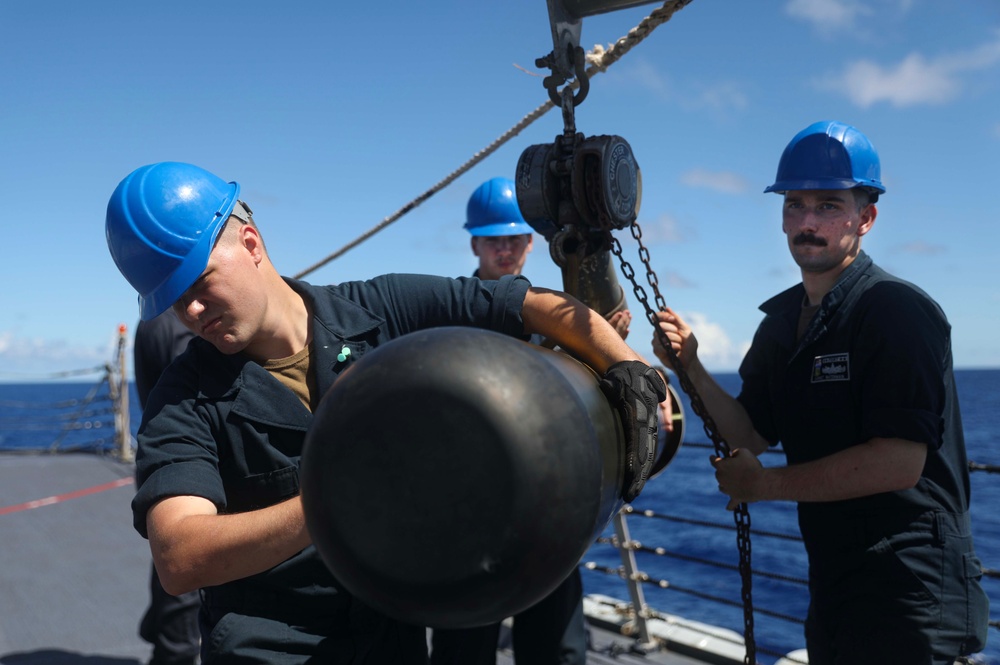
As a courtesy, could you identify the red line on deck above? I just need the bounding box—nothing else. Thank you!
[0,476,134,516]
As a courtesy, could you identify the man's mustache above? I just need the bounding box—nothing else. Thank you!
[793,233,827,247]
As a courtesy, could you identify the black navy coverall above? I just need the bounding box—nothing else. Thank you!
[736,251,989,664]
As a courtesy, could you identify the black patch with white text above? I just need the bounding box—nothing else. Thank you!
[811,353,850,383]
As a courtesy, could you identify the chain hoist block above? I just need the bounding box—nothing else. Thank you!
[516,134,641,239]
[514,142,565,240]
[575,134,641,231]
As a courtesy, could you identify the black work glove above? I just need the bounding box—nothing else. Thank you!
[599,360,667,503]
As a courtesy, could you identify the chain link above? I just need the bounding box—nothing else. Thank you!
[609,224,757,664]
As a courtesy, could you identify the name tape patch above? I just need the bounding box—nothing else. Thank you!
[811,353,850,383]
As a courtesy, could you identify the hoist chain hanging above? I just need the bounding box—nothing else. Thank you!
[560,87,578,145]
[608,225,758,665]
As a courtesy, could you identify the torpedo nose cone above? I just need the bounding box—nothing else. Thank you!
[300,326,624,628]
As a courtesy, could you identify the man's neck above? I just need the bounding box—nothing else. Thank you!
[800,255,861,306]
[246,277,312,362]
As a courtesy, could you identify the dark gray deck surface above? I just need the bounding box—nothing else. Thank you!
[0,454,728,665]
[0,453,150,664]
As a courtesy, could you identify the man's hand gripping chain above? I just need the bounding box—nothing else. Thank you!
[599,360,667,502]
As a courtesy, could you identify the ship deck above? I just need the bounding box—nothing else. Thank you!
[0,453,724,665]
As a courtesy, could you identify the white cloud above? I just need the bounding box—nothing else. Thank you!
[0,331,111,382]
[681,311,750,371]
[660,271,696,289]
[618,57,673,100]
[785,0,871,32]
[680,168,751,195]
[821,36,1000,108]
[637,213,693,244]
[834,54,958,107]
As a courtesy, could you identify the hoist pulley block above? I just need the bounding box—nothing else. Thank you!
[515,133,641,237]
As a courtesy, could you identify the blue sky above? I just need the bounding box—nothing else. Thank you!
[2,0,999,381]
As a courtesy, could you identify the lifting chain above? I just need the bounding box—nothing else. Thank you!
[608,224,758,665]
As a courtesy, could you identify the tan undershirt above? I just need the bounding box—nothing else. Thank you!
[797,301,821,342]
[261,344,317,412]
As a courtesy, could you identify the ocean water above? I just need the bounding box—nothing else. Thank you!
[0,377,119,453]
[1,369,997,663]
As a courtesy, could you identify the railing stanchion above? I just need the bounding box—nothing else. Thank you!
[613,509,655,649]
[112,324,132,462]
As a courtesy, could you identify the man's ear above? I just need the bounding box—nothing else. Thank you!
[857,204,877,237]
[239,224,265,265]
[470,237,481,258]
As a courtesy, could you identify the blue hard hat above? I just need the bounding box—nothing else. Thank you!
[764,121,886,198]
[105,162,240,321]
[464,177,534,237]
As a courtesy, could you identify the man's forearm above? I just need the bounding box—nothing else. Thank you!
[759,437,927,503]
[521,287,643,373]
[149,495,312,595]
[684,359,769,455]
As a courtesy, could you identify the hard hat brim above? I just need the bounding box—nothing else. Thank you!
[465,221,534,237]
[764,179,886,194]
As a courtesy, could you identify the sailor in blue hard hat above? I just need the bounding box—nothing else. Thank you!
[652,122,989,664]
[463,177,535,281]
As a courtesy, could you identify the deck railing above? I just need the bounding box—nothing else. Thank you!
[582,440,1000,664]
[0,326,130,460]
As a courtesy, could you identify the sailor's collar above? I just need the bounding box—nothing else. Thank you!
[759,250,872,317]
[284,277,386,340]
